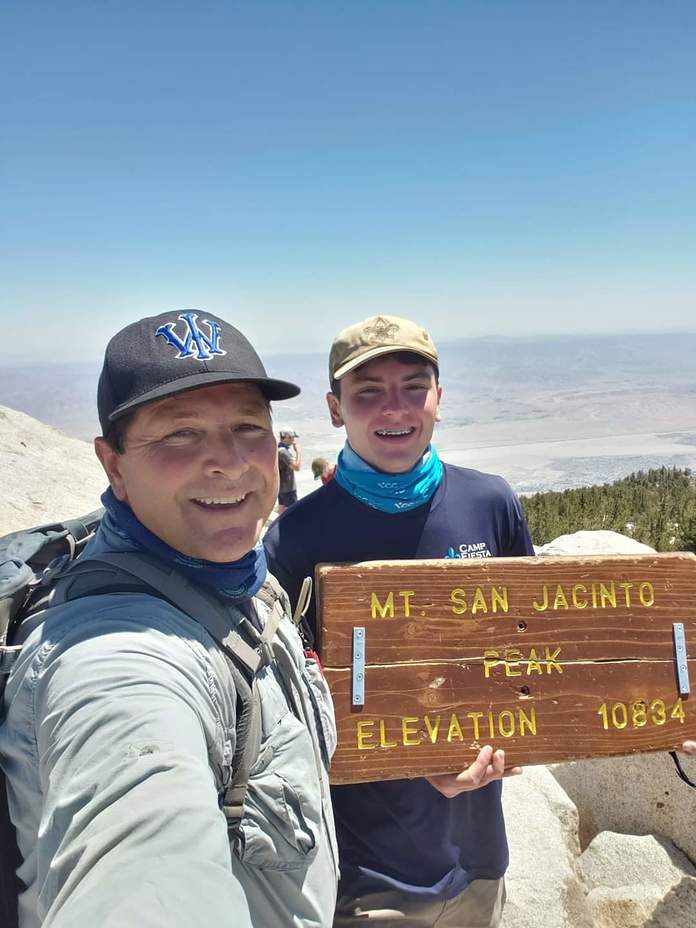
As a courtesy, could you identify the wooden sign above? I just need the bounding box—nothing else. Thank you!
[315,553,696,784]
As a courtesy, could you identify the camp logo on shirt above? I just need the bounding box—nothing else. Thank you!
[445,542,492,559]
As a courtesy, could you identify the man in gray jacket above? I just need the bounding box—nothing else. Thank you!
[0,310,338,927]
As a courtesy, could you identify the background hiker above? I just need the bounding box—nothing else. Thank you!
[311,456,336,486]
[277,428,301,512]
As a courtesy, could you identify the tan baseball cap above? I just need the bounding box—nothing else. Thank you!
[329,314,439,382]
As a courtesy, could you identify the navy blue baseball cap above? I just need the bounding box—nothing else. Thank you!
[98,309,300,435]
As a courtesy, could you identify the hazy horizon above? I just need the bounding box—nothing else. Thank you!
[3,331,695,500]
[3,325,696,367]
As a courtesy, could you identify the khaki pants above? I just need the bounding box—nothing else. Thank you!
[333,878,506,928]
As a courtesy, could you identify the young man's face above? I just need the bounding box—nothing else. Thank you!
[326,354,442,474]
[95,382,279,562]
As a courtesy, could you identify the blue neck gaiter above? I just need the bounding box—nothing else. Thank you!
[101,487,267,601]
[334,442,443,513]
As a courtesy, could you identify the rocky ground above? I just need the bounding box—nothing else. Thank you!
[500,530,696,927]
[503,766,696,928]
[2,409,695,926]
[0,405,105,533]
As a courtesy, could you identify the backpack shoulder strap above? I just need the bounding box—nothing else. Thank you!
[256,571,289,611]
[54,552,268,832]
[58,553,264,674]
[220,661,261,836]
[259,570,315,648]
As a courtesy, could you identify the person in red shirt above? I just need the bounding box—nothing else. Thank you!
[311,456,336,486]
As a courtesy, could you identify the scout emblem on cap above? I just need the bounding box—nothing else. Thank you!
[155,311,227,361]
[363,316,400,344]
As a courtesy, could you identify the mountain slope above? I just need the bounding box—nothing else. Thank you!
[0,405,105,535]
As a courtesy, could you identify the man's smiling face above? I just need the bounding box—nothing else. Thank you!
[95,382,278,562]
[327,354,442,474]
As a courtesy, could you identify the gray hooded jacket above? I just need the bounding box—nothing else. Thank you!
[0,518,338,927]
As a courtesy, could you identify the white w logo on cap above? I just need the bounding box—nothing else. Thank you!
[155,312,227,361]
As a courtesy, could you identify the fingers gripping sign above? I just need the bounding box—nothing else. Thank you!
[425,746,523,799]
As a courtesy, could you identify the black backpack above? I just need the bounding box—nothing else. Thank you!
[0,511,283,928]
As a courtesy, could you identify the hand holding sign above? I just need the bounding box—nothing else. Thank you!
[425,746,522,798]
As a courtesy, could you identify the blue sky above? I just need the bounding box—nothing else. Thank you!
[2,1,695,361]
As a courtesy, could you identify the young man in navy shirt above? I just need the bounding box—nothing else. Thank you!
[264,314,532,927]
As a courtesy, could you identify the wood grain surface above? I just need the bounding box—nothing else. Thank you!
[315,554,696,783]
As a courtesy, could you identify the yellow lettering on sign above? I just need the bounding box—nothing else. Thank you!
[482,646,562,677]
[599,582,617,609]
[424,715,441,743]
[467,711,484,740]
[544,646,562,674]
[357,707,542,752]
[639,582,655,607]
[471,587,488,615]
[371,591,394,619]
[379,720,398,748]
[498,710,516,738]
[553,585,569,610]
[447,713,464,742]
[491,586,509,613]
[671,698,686,723]
[483,649,501,678]
[597,697,684,731]
[370,590,417,618]
[531,579,654,611]
[504,648,522,677]
[519,707,537,736]
[532,585,549,611]
[356,720,376,750]
[450,586,509,616]
[400,591,415,617]
[402,717,420,746]
[527,648,543,675]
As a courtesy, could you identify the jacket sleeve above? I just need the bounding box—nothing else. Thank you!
[21,597,252,928]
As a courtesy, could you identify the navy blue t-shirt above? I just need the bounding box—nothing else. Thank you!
[264,462,534,901]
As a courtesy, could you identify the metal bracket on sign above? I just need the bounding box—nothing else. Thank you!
[352,627,365,706]
[673,623,690,696]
